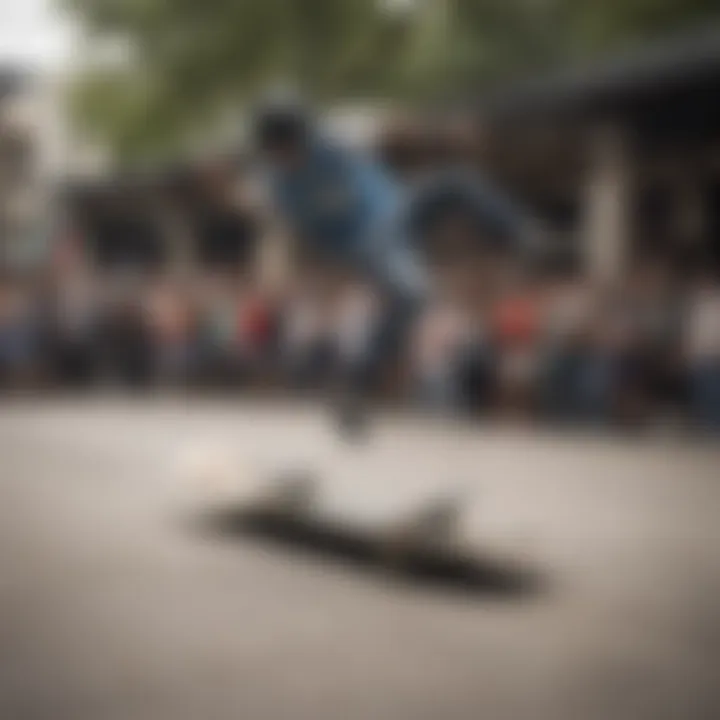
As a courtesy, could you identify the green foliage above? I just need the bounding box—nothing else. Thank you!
[61,0,720,161]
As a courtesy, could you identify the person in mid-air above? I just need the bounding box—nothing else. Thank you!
[253,98,527,430]
[253,99,426,429]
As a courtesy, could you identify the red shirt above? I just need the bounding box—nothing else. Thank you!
[237,296,272,348]
[492,295,540,349]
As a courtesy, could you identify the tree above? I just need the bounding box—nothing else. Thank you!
[65,0,413,162]
[62,0,720,162]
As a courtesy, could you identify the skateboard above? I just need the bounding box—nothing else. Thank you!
[179,442,478,569]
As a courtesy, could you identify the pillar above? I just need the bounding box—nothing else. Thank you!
[582,124,632,283]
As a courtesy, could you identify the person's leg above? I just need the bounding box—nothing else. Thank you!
[322,226,429,435]
[343,227,427,392]
[331,288,423,438]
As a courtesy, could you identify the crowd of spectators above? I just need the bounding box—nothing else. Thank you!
[410,256,720,433]
[0,269,275,391]
[1,254,719,434]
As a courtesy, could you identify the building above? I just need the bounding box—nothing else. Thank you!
[476,27,720,281]
[0,64,109,273]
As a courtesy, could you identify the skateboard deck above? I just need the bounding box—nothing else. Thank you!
[176,424,483,567]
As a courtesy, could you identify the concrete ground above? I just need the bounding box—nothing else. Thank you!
[0,397,719,720]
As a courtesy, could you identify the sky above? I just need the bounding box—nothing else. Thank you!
[0,0,416,70]
[0,0,74,69]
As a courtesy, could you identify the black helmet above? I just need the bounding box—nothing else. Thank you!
[252,97,311,152]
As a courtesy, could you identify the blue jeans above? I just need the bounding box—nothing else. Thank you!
[542,348,615,424]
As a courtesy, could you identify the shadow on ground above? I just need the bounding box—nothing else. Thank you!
[185,506,546,601]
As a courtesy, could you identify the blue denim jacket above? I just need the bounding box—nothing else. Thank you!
[270,140,426,299]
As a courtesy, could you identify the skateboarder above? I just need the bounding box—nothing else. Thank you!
[253,99,526,431]
[254,99,425,432]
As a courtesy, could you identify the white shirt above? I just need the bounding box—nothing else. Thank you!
[687,288,720,361]
[412,305,474,376]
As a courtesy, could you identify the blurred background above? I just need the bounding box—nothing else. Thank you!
[1,0,720,431]
[1,4,720,720]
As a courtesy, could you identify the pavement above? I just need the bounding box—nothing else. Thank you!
[0,397,719,720]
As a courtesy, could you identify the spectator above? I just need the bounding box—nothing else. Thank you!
[235,283,277,374]
[580,287,624,425]
[409,243,494,414]
[95,275,154,388]
[0,280,38,387]
[685,267,720,431]
[276,259,345,391]
[612,262,682,427]
[411,301,475,411]
[146,281,195,386]
[279,291,334,390]
[194,275,242,385]
[490,267,543,419]
[538,269,597,423]
[50,271,101,387]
